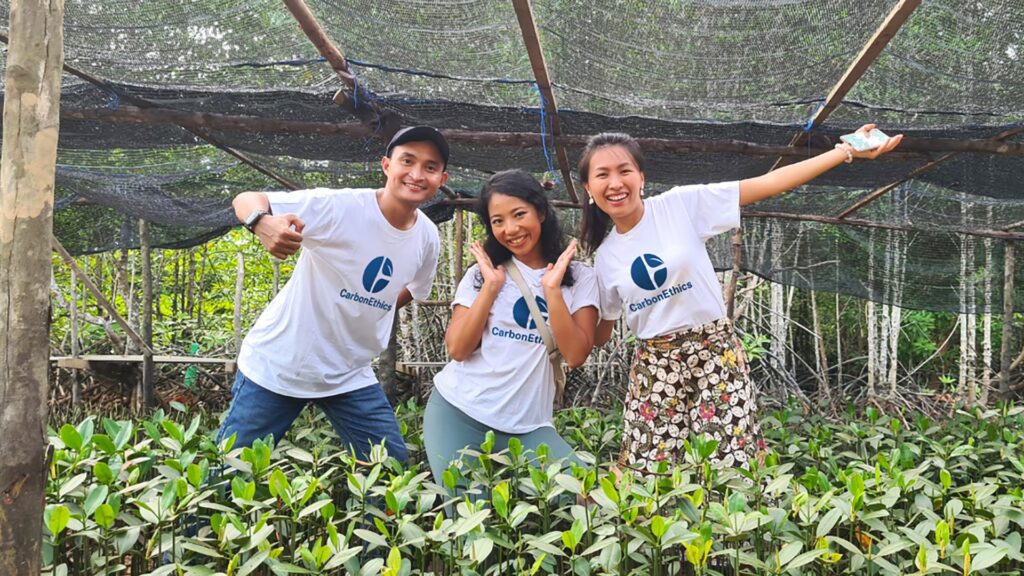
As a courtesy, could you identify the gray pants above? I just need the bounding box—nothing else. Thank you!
[422,391,582,485]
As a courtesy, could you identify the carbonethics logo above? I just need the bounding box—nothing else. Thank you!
[631,253,667,290]
[512,296,548,329]
[361,256,393,294]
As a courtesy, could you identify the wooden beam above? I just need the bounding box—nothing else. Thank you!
[835,152,957,219]
[744,209,1024,242]
[51,238,154,355]
[281,0,397,134]
[53,355,237,372]
[511,0,580,202]
[0,0,64,571]
[772,0,921,168]
[836,124,1024,219]
[62,106,1024,157]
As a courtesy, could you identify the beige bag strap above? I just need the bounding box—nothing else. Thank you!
[505,263,567,407]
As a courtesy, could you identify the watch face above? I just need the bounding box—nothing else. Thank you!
[245,210,266,230]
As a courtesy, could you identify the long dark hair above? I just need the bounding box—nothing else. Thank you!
[473,169,574,288]
[577,132,646,253]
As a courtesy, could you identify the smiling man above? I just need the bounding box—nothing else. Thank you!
[219,126,448,462]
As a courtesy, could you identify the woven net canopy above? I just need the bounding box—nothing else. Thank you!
[1,0,1022,312]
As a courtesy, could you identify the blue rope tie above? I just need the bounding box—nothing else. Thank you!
[801,98,826,132]
[531,84,559,185]
[104,90,121,110]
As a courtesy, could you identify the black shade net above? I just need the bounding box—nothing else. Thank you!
[0,0,1021,312]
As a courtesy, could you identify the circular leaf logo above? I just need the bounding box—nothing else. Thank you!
[512,296,549,329]
[361,256,393,294]
[630,253,667,290]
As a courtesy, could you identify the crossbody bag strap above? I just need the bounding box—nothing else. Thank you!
[505,262,556,355]
[506,262,567,409]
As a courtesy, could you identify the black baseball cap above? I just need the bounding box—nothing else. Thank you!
[385,126,450,168]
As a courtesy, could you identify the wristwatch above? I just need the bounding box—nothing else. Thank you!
[242,209,268,233]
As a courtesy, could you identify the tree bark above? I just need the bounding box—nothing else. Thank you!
[981,227,993,406]
[234,253,244,352]
[70,268,81,406]
[140,219,155,409]
[1000,242,1015,398]
[0,0,64,571]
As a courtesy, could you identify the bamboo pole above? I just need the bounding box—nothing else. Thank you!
[0,0,65,570]
[70,268,81,406]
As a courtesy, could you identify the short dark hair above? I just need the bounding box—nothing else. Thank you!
[577,132,646,253]
[473,169,573,289]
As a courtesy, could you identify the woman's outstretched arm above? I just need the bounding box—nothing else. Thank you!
[739,124,902,206]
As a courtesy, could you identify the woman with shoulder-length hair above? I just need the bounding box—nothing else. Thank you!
[578,126,901,475]
[423,169,600,483]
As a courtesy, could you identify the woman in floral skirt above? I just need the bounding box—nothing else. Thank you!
[578,125,901,474]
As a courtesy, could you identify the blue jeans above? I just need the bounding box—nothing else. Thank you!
[217,370,408,462]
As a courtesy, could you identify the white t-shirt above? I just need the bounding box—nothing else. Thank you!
[238,188,440,398]
[432,259,599,434]
[595,181,739,339]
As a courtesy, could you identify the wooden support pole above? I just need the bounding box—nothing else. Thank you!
[725,228,743,320]
[455,208,465,282]
[772,0,921,169]
[234,253,244,352]
[51,238,153,354]
[70,267,81,406]
[139,219,155,409]
[1000,242,1016,398]
[281,0,396,132]
[511,0,580,202]
[836,125,1024,219]
[0,0,64,571]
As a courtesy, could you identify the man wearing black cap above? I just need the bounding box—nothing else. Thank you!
[219,126,449,462]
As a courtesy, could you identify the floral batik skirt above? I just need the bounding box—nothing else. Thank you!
[618,318,767,475]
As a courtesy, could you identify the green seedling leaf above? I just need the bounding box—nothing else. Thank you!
[94,504,115,529]
[59,424,82,452]
[47,505,71,537]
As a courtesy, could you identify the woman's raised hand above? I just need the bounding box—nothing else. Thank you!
[469,241,505,291]
[541,239,578,292]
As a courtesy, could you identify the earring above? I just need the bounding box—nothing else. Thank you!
[588,195,595,205]
[640,186,645,197]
